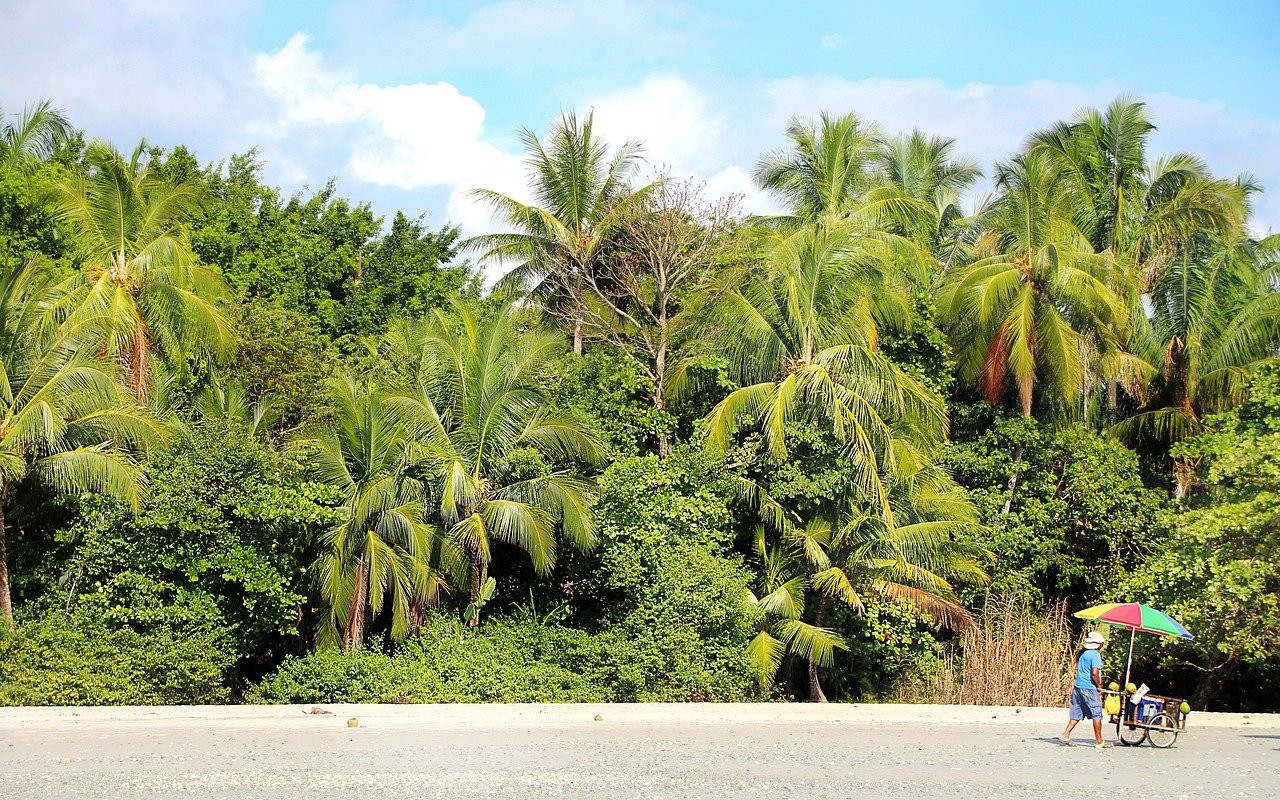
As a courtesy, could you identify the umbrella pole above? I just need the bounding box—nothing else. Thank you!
[1119,627,1136,740]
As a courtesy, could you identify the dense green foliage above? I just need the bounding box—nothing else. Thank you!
[1,96,1277,711]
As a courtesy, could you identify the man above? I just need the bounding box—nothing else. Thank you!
[1059,630,1113,748]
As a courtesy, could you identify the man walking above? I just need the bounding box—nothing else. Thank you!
[1059,630,1113,748]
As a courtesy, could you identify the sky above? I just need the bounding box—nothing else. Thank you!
[3,0,1278,277]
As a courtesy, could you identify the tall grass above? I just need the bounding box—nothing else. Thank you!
[895,595,1074,706]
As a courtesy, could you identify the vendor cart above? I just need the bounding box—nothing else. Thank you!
[1102,688,1187,748]
[1075,603,1195,749]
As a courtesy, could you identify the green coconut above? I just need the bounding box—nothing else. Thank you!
[1179,702,1191,715]
[1125,682,1137,693]
[1108,682,1119,691]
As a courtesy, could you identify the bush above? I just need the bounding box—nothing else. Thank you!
[250,617,616,704]
[0,614,234,706]
[582,449,758,701]
[945,413,1166,605]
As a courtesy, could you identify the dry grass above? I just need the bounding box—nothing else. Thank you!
[894,595,1074,707]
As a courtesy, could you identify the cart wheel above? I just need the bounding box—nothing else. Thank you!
[1147,713,1178,748]
[1118,723,1147,746]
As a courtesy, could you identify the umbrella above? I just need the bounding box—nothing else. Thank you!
[1074,603,1193,722]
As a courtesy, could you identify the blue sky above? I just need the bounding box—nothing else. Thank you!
[3,1,1278,266]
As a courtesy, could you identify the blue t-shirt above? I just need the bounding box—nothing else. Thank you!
[1075,648,1102,690]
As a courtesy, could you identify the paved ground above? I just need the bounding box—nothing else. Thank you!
[2,704,1277,799]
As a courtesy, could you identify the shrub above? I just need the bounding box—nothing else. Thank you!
[0,614,234,706]
[249,618,616,704]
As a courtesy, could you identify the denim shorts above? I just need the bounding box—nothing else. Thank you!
[1070,687,1104,720]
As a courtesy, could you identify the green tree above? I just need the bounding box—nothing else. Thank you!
[342,212,475,337]
[940,152,1126,511]
[696,223,944,514]
[1118,233,1280,497]
[56,421,338,672]
[876,129,981,261]
[383,301,603,605]
[0,260,159,621]
[0,101,72,172]
[1028,96,1247,425]
[46,140,233,399]
[1129,361,1280,708]
[306,377,459,649]
[754,111,883,222]
[796,463,989,701]
[466,110,652,354]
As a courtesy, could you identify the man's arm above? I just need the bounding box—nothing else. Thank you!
[1092,666,1103,691]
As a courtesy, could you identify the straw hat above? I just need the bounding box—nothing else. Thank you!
[1084,630,1106,649]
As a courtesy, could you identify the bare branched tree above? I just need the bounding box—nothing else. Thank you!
[579,176,742,455]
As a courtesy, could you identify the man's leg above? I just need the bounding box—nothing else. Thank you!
[1092,718,1103,744]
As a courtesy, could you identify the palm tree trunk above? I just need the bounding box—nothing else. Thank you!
[468,548,487,625]
[1107,380,1118,428]
[343,558,368,649]
[0,484,12,626]
[808,594,829,703]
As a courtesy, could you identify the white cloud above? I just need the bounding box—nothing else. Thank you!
[0,0,259,151]
[585,76,776,214]
[580,74,1280,230]
[253,33,530,252]
[820,35,842,50]
[325,0,719,76]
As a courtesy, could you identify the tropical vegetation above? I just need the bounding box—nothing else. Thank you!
[0,96,1276,711]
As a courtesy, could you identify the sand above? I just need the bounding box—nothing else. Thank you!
[3,703,1277,799]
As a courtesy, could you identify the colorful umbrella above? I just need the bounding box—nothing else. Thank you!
[1073,603,1193,736]
[1074,603,1194,640]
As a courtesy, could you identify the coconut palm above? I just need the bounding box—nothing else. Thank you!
[45,140,233,401]
[1118,232,1280,497]
[307,377,461,649]
[193,378,281,440]
[876,130,982,262]
[696,223,945,516]
[939,152,1127,511]
[466,111,652,354]
[1028,98,1248,424]
[798,463,990,701]
[383,301,603,606]
[0,260,159,622]
[0,100,73,172]
[745,522,847,697]
[755,112,884,222]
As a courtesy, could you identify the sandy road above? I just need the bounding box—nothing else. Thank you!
[2,704,1277,799]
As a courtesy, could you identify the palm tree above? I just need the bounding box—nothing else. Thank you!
[193,378,281,440]
[755,112,884,222]
[876,130,982,261]
[46,140,233,400]
[696,223,945,515]
[307,377,460,649]
[0,100,73,172]
[383,301,603,606]
[744,524,847,696]
[1118,232,1280,497]
[0,260,159,623]
[1028,97,1247,424]
[466,111,652,354]
[939,152,1127,511]
[799,463,990,701]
